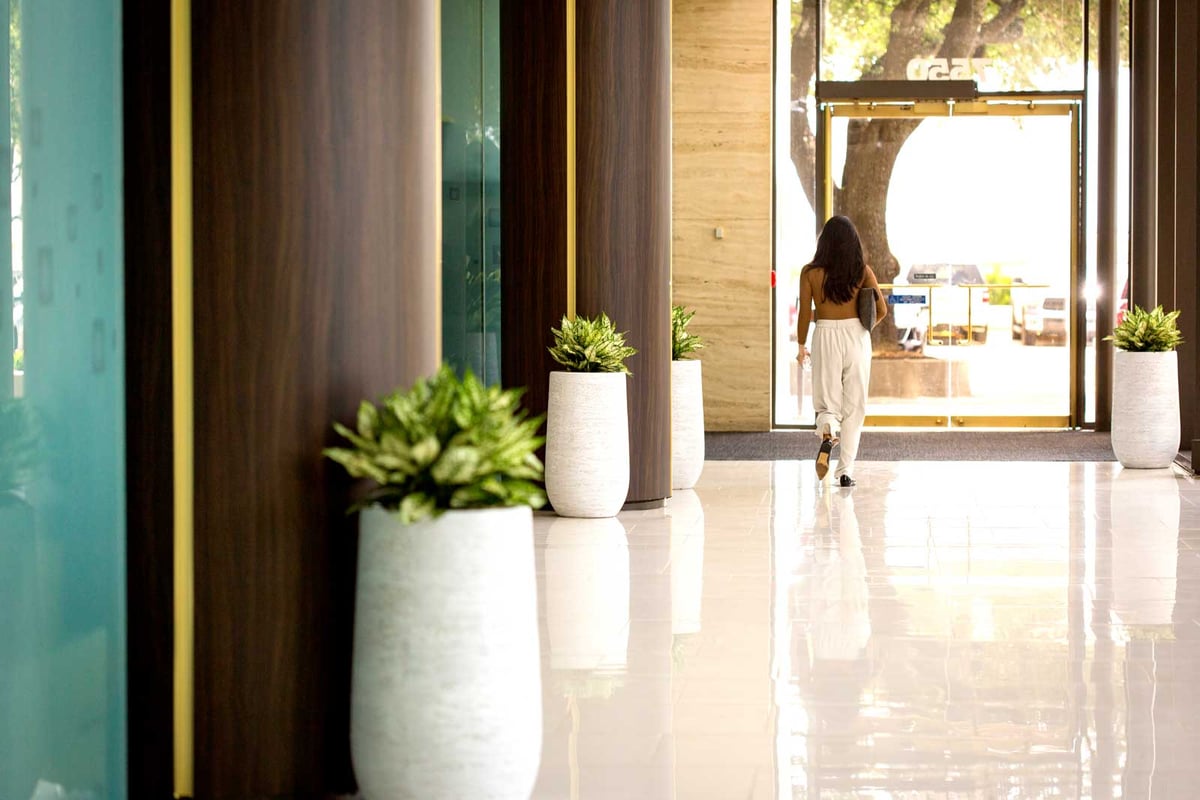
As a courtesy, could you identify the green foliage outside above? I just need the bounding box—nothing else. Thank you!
[0,398,38,493]
[671,305,705,361]
[1105,305,1183,352]
[984,266,1011,306]
[12,348,22,371]
[548,313,637,374]
[324,364,546,525]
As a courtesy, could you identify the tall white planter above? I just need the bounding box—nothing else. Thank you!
[544,516,630,672]
[671,359,705,490]
[351,506,542,800]
[1112,350,1180,468]
[545,371,630,517]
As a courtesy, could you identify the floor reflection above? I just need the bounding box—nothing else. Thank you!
[530,461,1200,799]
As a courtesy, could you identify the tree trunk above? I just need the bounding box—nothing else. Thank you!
[837,117,921,352]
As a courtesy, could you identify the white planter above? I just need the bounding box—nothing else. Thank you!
[671,359,705,490]
[668,489,705,636]
[1111,350,1180,468]
[351,506,542,800]
[544,516,630,672]
[545,371,630,518]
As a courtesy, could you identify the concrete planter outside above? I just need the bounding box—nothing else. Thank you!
[1111,350,1180,468]
[351,506,542,799]
[545,371,630,517]
[671,359,704,490]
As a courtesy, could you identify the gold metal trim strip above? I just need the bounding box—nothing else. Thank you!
[565,0,576,319]
[820,104,832,223]
[950,415,1072,428]
[170,0,195,794]
[1069,103,1081,427]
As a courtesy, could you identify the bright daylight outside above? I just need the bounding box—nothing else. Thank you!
[774,0,1129,428]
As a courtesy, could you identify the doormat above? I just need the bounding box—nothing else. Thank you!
[706,430,1117,462]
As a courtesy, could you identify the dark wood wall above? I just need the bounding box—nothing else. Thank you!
[502,0,672,506]
[576,0,672,504]
[500,0,569,431]
[122,0,175,795]
[1151,0,1200,447]
[190,1,439,796]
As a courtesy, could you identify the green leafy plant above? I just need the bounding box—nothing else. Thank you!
[12,348,22,371]
[671,305,705,360]
[548,313,637,374]
[0,398,38,494]
[324,364,546,524]
[984,266,1011,306]
[1105,305,1183,352]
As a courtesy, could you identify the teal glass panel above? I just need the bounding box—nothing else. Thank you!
[0,0,127,797]
[442,0,501,386]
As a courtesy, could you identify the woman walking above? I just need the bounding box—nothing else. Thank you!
[796,216,886,486]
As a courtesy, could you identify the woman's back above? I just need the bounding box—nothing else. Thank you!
[802,264,861,321]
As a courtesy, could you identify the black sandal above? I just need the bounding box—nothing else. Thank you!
[816,437,833,479]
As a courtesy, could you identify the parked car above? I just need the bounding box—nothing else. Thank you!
[1012,294,1068,345]
[892,263,989,344]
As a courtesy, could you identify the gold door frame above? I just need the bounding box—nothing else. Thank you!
[817,96,1083,429]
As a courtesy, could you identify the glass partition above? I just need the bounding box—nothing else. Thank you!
[442,0,501,386]
[1,1,127,797]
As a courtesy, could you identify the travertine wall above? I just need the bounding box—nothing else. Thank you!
[673,0,774,431]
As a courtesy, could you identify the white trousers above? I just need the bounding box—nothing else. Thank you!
[811,318,871,479]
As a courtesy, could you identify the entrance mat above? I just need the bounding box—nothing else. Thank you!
[706,430,1116,462]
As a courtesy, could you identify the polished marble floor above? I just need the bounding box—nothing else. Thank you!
[529,460,1200,799]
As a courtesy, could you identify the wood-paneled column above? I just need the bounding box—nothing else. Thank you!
[190,1,439,796]
[501,0,672,506]
[576,0,672,506]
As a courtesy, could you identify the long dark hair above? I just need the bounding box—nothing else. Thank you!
[810,215,866,305]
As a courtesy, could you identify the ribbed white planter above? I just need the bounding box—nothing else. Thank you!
[668,489,705,636]
[545,372,630,518]
[1112,350,1180,468]
[544,516,630,672]
[671,359,705,490]
[351,506,542,800]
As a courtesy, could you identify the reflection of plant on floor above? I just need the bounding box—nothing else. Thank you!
[12,349,22,371]
[0,398,39,494]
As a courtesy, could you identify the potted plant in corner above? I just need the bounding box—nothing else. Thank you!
[545,313,637,517]
[1107,305,1183,468]
[671,305,706,490]
[324,365,547,800]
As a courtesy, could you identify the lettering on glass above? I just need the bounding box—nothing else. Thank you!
[906,57,992,81]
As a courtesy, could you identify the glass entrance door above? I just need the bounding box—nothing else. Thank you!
[818,100,1081,428]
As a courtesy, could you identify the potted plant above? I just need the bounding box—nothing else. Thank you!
[1106,305,1183,469]
[545,313,637,517]
[671,305,705,490]
[324,365,546,799]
